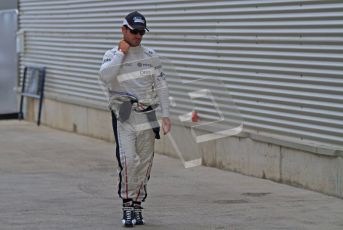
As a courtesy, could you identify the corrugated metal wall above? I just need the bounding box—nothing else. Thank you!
[18,0,343,151]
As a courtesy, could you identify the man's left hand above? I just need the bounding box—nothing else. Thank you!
[161,117,171,135]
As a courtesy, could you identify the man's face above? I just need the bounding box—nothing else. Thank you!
[122,26,145,47]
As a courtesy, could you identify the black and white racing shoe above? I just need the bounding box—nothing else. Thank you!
[133,203,144,225]
[122,202,136,227]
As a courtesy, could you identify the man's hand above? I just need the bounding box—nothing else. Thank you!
[161,117,171,135]
[118,39,130,54]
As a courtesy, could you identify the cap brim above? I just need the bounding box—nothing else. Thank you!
[123,19,149,31]
[132,25,149,32]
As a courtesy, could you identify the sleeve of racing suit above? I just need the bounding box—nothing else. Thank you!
[99,49,125,85]
[154,63,170,118]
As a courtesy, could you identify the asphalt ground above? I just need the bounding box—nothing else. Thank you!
[0,120,343,230]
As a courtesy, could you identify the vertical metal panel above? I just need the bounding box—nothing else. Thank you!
[18,0,343,150]
[0,10,17,114]
[0,0,17,10]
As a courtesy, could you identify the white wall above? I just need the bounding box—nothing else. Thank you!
[19,0,343,198]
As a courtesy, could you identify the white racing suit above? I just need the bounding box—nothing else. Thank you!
[99,45,169,202]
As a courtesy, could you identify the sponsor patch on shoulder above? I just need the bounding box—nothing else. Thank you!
[102,58,112,64]
[144,48,155,57]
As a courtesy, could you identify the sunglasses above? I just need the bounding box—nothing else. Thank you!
[126,26,145,36]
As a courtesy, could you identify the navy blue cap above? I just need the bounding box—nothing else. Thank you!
[123,11,149,31]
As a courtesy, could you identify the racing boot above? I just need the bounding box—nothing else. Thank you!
[122,200,136,227]
[133,201,145,225]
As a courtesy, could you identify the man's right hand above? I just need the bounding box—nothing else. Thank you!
[118,40,130,54]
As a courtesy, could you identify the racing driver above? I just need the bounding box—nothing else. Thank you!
[99,11,171,227]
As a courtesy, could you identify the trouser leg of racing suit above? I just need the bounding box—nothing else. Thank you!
[111,110,155,203]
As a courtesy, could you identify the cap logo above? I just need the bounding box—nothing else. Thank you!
[133,16,145,24]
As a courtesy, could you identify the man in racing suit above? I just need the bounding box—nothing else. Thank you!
[99,11,171,227]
